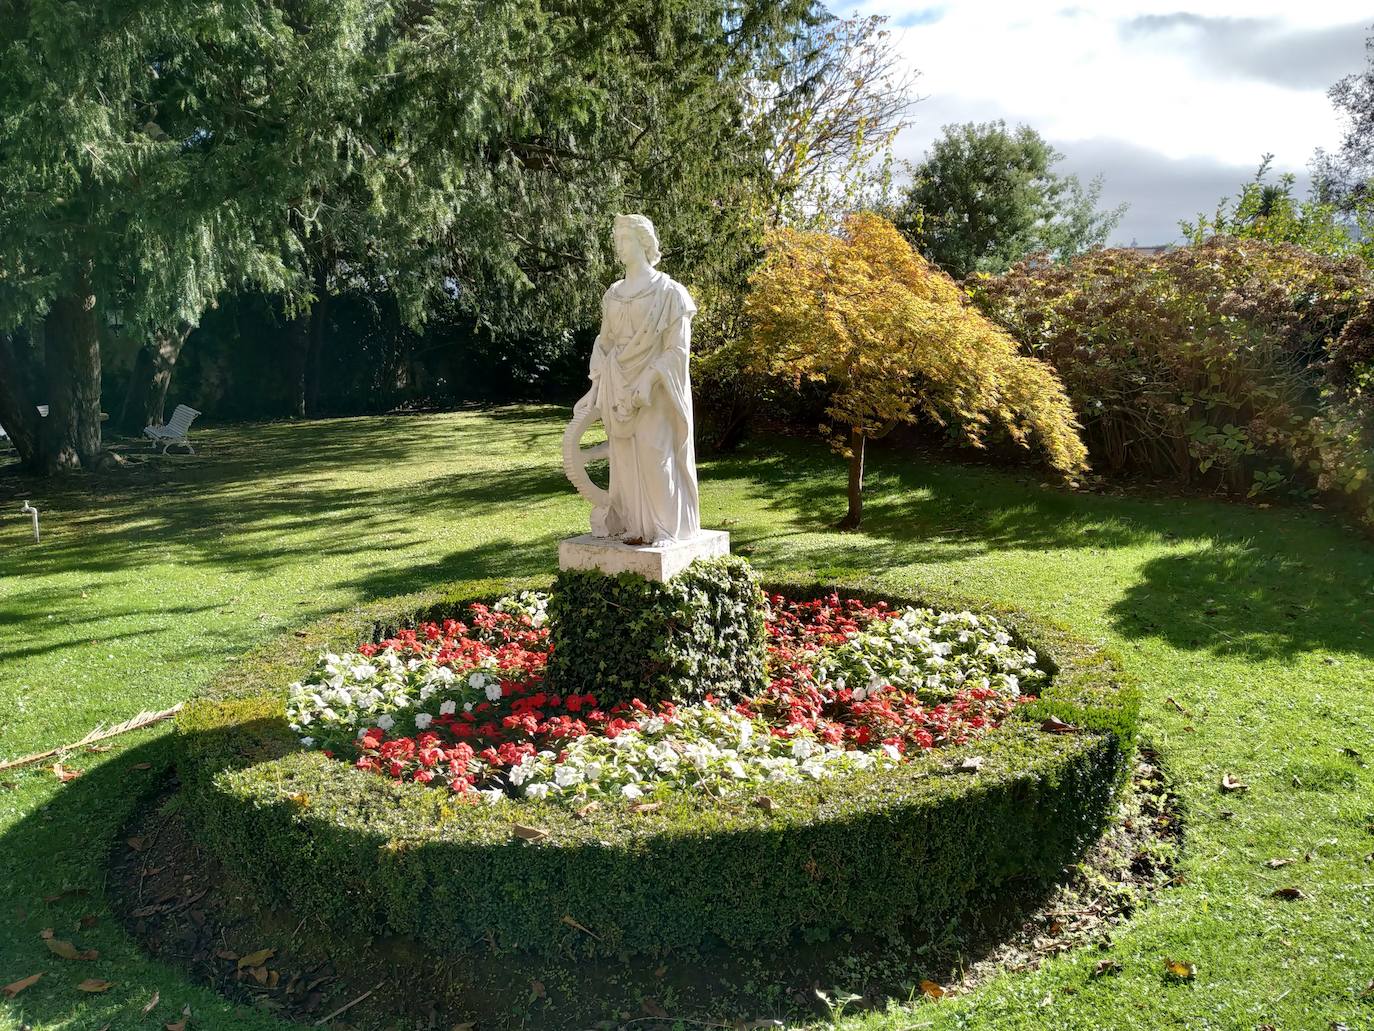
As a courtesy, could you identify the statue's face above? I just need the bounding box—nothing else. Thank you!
[613,224,645,267]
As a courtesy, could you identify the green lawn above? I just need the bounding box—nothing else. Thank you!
[1,407,1372,1030]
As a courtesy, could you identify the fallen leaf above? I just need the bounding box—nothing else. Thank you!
[1270,886,1306,900]
[249,964,269,986]
[920,979,944,998]
[560,914,601,940]
[1165,696,1191,715]
[511,824,548,842]
[52,763,81,782]
[42,929,97,961]
[1039,715,1078,734]
[79,914,98,929]
[214,949,237,961]
[530,979,546,999]
[1,973,42,998]
[641,997,669,1018]
[127,836,146,852]
[1164,958,1196,981]
[957,756,984,773]
[573,801,600,818]
[142,989,161,1014]
[753,795,775,811]
[76,978,113,992]
[236,947,275,970]
[166,1003,191,1030]
[294,630,309,638]
[451,1023,476,1031]
[131,762,153,771]
[629,801,662,813]
[1264,858,1294,869]
[1090,959,1122,978]
[1220,772,1248,793]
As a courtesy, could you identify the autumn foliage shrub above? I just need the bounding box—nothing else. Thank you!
[971,238,1374,525]
[736,213,1088,527]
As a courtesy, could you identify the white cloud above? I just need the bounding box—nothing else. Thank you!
[847,1,1373,242]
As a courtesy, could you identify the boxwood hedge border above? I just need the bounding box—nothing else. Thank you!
[174,571,1140,960]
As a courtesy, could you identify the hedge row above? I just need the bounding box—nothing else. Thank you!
[175,574,1140,960]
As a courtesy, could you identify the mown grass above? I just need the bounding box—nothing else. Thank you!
[1,406,1372,1030]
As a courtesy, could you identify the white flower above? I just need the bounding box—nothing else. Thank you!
[299,736,315,748]
[350,663,378,680]
[791,737,818,760]
[525,783,552,799]
[481,788,506,805]
[439,700,457,716]
[376,714,395,731]
[621,783,644,800]
[468,672,486,689]
[485,683,503,702]
[554,765,584,789]
[414,713,433,730]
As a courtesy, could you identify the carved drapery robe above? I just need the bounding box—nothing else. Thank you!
[587,271,699,544]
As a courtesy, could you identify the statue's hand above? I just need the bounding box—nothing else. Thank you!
[632,372,657,409]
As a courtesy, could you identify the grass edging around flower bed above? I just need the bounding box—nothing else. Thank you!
[173,574,1141,960]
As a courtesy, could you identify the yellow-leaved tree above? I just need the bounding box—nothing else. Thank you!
[742,213,1088,528]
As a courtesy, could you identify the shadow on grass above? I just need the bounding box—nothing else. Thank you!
[2,413,1372,666]
[713,437,1374,661]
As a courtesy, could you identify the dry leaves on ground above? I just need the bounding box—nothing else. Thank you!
[41,928,98,961]
[2,973,42,998]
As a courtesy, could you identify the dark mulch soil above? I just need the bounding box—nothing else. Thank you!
[109,749,1181,1030]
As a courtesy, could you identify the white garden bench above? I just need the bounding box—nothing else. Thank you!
[143,404,202,454]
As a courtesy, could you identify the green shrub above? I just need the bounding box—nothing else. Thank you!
[173,577,1139,961]
[971,237,1374,527]
[545,555,766,707]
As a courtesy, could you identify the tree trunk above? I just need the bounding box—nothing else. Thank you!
[710,395,756,452]
[0,333,42,471]
[288,262,329,418]
[117,345,156,435]
[42,266,105,472]
[141,325,187,428]
[838,427,865,530]
[305,282,328,415]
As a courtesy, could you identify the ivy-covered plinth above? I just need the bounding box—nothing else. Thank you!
[545,554,766,707]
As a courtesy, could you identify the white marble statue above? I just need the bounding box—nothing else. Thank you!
[562,214,700,545]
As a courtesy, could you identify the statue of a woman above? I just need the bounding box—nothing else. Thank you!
[564,214,700,545]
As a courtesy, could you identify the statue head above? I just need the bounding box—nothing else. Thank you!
[613,214,661,268]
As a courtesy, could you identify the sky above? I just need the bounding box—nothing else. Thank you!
[849,1,1373,244]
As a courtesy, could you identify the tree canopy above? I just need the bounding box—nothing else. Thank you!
[892,121,1124,280]
[0,0,825,472]
[740,212,1087,527]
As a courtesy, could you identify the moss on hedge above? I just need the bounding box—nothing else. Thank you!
[174,574,1139,960]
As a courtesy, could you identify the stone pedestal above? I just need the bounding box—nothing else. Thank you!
[558,530,730,583]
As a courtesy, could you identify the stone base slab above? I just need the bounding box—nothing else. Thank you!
[558,530,730,582]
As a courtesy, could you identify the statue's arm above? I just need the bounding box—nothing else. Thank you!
[634,314,691,408]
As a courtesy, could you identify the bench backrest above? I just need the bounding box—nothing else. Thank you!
[164,404,201,435]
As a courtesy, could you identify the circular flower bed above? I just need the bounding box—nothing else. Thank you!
[174,573,1139,961]
[286,591,1045,803]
